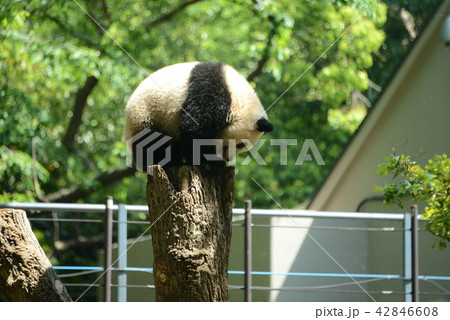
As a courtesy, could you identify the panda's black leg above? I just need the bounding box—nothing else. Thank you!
[202,159,226,175]
[169,142,185,167]
[175,138,193,166]
[177,139,226,175]
[198,144,226,175]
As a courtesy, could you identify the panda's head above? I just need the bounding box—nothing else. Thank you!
[219,64,274,161]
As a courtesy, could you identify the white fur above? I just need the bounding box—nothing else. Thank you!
[125,62,268,161]
[221,64,267,154]
[125,62,199,140]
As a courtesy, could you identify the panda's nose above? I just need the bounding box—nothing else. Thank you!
[256,118,274,133]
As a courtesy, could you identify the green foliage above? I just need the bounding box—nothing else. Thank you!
[0,0,391,208]
[328,106,367,134]
[375,154,450,249]
[0,145,49,202]
[0,0,441,299]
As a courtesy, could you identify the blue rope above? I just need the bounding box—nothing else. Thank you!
[52,266,450,281]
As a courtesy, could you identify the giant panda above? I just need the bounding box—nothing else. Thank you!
[125,62,274,174]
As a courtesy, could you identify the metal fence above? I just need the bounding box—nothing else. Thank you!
[1,201,449,302]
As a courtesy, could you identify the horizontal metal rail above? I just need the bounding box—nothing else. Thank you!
[0,202,147,213]
[1,202,421,220]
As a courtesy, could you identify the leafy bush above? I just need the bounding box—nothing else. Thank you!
[375,153,450,249]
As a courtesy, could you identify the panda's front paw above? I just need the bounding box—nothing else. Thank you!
[201,160,226,176]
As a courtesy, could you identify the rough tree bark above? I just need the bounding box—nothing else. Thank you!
[146,165,234,302]
[0,209,72,302]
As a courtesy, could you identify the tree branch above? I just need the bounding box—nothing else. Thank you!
[101,0,111,23]
[247,15,277,82]
[31,138,46,202]
[42,13,109,55]
[247,51,270,82]
[146,0,203,28]
[63,76,98,152]
[87,0,111,36]
[43,167,136,203]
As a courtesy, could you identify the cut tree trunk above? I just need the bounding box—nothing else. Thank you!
[0,208,72,302]
[146,165,234,301]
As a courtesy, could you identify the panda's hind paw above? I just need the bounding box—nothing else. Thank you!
[201,160,226,176]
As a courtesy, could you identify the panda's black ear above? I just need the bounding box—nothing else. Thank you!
[256,118,274,133]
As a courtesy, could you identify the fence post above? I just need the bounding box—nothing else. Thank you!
[403,211,412,302]
[244,200,252,302]
[117,204,128,302]
[403,205,420,302]
[411,204,419,302]
[104,196,113,302]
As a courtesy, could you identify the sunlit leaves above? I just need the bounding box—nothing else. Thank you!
[0,145,49,202]
[327,106,367,133]
[375,153,450,249]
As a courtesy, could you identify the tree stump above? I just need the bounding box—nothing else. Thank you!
[0,208,72,302]
[146,165,234,301]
